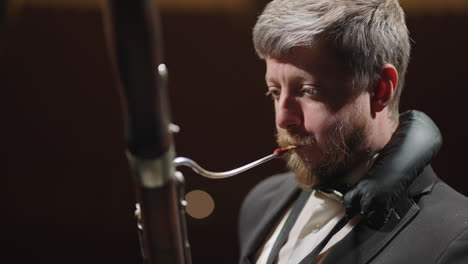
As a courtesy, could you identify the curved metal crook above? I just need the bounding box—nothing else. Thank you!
[173,146,296,179]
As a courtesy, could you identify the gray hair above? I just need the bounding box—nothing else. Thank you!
[253,0,410,113]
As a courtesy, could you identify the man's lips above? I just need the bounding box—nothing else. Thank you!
[274,145,297,156]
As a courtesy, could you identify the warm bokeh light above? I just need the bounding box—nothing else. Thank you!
[185,190,215,219]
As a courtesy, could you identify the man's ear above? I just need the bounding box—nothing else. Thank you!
[371,64,398,113]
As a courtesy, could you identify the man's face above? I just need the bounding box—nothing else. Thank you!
[265,43,373,188]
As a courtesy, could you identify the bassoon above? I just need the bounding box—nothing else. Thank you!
[101,1,297,263]
[102,0,190,263]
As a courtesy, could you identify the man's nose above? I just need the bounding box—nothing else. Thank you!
[276,96,302,131]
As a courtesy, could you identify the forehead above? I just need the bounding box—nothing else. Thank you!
[265,42,347,81]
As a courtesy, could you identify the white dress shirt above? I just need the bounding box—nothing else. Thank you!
[255,155,377,264]
[255,190,358,264]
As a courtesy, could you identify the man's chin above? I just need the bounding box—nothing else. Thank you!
[285,150,352,189]
[295,146,321,163]
[283,151,321,189]
[291,162,341,189]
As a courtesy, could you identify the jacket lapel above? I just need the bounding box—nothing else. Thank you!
[321,166,437,264]
[242,174,301,262]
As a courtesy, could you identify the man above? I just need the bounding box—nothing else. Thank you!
[238,0,468,263]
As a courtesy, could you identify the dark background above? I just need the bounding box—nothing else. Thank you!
[1,1,467,263]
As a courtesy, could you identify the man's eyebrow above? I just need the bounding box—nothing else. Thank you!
[265,75,275,83]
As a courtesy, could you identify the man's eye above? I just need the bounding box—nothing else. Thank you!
[266,89,281,100]
[301,87,319,96]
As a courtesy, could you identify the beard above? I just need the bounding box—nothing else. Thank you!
[276,116,370,189]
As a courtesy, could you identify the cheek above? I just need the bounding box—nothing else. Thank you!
[274,102,283,130]
[326,100,371,143]
[309,93,371,139]
[302,104,334,139]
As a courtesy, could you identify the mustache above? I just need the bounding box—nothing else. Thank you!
[276,131,317,148]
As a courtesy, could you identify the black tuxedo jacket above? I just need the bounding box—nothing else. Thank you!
[238,166,468,264]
